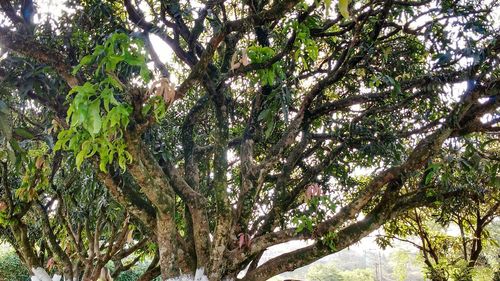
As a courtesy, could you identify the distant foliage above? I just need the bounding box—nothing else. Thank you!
[0,248,30,281]
[306,262,375,281]
[116,270,141,281]
[113,262,161,281]
[390,250,410,281]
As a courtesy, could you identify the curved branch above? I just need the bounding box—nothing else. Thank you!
[0,0,24,24]
[0,27,79,87]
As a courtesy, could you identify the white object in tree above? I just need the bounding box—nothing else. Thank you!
[31,268,53,281]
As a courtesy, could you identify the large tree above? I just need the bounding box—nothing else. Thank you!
[0,0,499,280]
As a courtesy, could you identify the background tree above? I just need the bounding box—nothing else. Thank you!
[379,139,500,281]
[0,246,30,281]
[306,263,344,281]
[306,262,375,281]
[0,0,499,280]
[389,250,411,281]
[0,149,157,280]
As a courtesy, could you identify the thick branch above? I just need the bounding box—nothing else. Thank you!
[0,27,79,87]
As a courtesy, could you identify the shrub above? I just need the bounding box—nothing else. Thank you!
[0,247,30,281]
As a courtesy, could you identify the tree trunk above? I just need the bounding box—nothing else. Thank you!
[157,213,180,279]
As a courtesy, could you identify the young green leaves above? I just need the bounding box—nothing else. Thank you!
[338,0,350,19]
[323,0,350,19]
[55,80,133,172]
[247,46,284,86]
[56,33,151,172]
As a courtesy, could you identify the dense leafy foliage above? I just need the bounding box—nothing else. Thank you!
[55,33,151,171]
[378,139,499,280]
[306,263,375,281]
[0,247,30,281]
[0,247,160,281]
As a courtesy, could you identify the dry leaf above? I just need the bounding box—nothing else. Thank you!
[230,52,241,70]
[48,119,59,134]
[305,183,322,203]
[238,233,251,249]
[35,156,44,169]
[241,49,250,66]
[126,229,134,244]
[46,258,55,271]
[238,233,245,249]
[147,78,176,106]
[0,201,7,212]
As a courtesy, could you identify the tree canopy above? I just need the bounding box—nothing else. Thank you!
[0,0,499,280]
[379,146,499,280]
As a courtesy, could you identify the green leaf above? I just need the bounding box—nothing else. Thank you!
[71,104,88,127]
[265,120,275,139]
[75,149,86,170]
[123,53,143,66]
[101,88,112,112]
[9,139,22,152]
[103,76,124,91]
[140,66,152,83]
[258,108,271,121]
[69,82,95,98]
[86,99,102,136]
[99,158,108,172]
[109,107,121,128]
[72,54,94,75]
[339,0,350,19]
[13,128,35,139]
[118,155,126,170]
[424,163,441,185]
[142,103,152,116]
[106,55,124,72]
[80,54,94,65]
[0,100,12,140]
[266,70,276,85]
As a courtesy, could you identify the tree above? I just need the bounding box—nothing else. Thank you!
[306,263,343,281]
[0,0,499,280]
[378,140,500,281]
[338,268,375,281]
[0,158,158,281]
[390,250,410,281]
[306,262,375,281]
[0,245,30,281]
